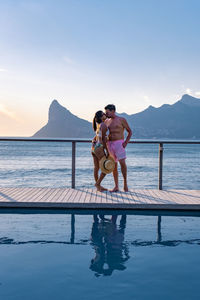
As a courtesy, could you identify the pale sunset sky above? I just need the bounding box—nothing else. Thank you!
[0,0,200,136]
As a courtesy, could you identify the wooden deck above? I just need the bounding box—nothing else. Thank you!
[0,187,200,210]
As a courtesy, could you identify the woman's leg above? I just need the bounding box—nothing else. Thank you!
[92,152,99,183]
[95,172,107,191]
[92,153,107,192]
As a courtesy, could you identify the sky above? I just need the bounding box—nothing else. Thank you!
[0,0,200,136]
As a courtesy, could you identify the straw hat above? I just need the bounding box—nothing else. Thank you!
[99,155,115,174]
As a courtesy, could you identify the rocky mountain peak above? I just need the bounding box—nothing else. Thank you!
[180,94,200,107]
[49,99,71,122]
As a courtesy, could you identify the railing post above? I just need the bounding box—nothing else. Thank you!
[158,143,163,190]
[157,215,162,242]
[72,141,76,189]
[70,214,75,244]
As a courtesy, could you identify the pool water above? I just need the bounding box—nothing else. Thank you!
[0,211,200,300]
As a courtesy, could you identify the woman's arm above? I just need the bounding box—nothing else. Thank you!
[101,123,109,157]
[92,135,97,143]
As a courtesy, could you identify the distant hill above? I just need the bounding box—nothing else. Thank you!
[33,100,93,138]
[118,94,200,139]
[33,94,200,139]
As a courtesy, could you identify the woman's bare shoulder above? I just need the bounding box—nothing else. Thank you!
[101,122,108,129]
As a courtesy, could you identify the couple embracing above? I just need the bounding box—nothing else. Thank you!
[91,104,132,192]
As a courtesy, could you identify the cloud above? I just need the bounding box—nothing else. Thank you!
[186,88,192,94]
[195,91,200,97]
[0,68,8,72]
[0,104,19,121]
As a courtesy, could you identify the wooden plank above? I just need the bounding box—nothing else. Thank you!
[102,190,109,204]
[57,188,71,202]
[88,188,96,204]
[70,189,80,203]
[0,187,22,201]
[71,189,84,203]
[187,190,200,199]
[54,188,70,203]
[84,189,92,204]
[94,189,102,204]
[153,189,180,204]
[0,187,20,195]
[117,191,126,204]
[28,188,53,202]
[132,189,150,204]
[78,189,88,203]
[0,187,200,210]
[146,189,163,204]
[105,191,115,207]
[87,188,96,204]
[15,188,43,202]
[105,191,113,204]
[118,191,133,204]
[169,190,200,204]
[124,191,135,204]
[62,188,75,203]
[110,191,120,204]
[128,190,140,204]
[0,187,32,202]
[1,187,42,202]
[165,190,194,205]
[40,188,61,203]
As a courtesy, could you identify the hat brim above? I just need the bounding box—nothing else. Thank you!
[99,156,115,174]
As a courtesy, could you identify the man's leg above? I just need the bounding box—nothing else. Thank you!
[119,159,128,192]
[111,215,118,224]
[110,162,119,192]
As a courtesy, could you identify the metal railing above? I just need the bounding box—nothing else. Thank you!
[0,137,200,189]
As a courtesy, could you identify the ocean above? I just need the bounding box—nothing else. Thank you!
[0,140,200,300]
[0,140,199,190]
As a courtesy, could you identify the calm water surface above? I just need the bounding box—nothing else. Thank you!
[0,141,199,189]
[0,212,200,300]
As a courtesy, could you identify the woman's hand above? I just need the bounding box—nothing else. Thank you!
[122,141,127,148]
[104,150,109,158]
[92,136,96,143]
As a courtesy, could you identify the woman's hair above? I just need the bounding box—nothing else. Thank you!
[93,110,104,131]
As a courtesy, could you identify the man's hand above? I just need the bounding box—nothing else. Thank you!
[122,141,128,148]
[122,118,132,147]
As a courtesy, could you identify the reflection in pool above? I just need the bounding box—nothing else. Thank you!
[0,211,200,300]
[90,215,129,276]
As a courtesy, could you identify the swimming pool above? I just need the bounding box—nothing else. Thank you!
[0,211,199,300]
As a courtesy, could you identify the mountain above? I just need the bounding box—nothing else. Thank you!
[33,100,93,138]
[118,94,200,139]
[33,94,200,139]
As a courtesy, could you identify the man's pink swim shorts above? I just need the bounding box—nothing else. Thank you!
[107,139,126,162]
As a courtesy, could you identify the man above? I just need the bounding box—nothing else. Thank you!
[104,104,132,192]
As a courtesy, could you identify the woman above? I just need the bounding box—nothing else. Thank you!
[92,110,108,191]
